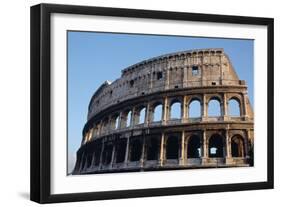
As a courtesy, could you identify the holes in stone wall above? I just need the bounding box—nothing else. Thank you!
[231,135,245,157]
[153,104,162,122]
[114,115,120,129]
[146,137,159,160]
[130,139,142,161]
[192,66,199,76]
[209,134,224,158]
[187,135,201,158]
[166,135,179,159]
[139,107,146,124]
[228,98,240,117]
[126,111,132,127]
[208,99,221,117]
[116,139,127,163]
[189,100,201,118]
[170,101,181,119]
[157,72,163,80]
[102,144,113,165]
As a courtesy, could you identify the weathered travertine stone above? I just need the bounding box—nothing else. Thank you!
[73,48,254,175]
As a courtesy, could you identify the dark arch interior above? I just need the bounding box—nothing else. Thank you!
[130,138,142,161]
[116,139,127,163]
[102,144,113,165]
[93,144,101,166]
[209,134,224,158]
[146,137,160,160]
[81,154,87,169]
[166,135,179,159]
[187,135,201,158]
[86,153,93,168]
[231,136,244,157]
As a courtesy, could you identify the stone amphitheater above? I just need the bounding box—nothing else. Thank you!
[72,48,254,175]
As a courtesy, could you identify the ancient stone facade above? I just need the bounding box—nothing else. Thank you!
[72,48,254,175]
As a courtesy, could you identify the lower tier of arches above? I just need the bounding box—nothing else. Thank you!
[73,127,254,174]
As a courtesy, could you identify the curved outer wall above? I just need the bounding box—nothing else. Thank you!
[73,48,254,174]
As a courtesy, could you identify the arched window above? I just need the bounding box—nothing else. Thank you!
[116,139,127,163]
[189,100,201,118]
[166,135,179,159]
[86,153,93,168]
[170,101,181,119]
[101,120,108,133]
[187,135,201,158]
[153,104,162,122]
[93,146,101,166]
[114,115,120,129]
[228,99,240,117]
[209,134,224,158]
[146,137,160,160]
[208,98,221,117]
[126,111,132,127]
[130,138,143,161]
[231,135,245,157]
[102,144,113,165]
[139,107,146,124]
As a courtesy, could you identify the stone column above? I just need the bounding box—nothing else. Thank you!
[202,130,208,165]
[223,93,228,121]
[99,140,105,170]
[219,53,223,84]
[162,97,168,124]
[182,96,187,122]
[165,69,170,90]
[149,70,154,91]
[145,103,150,125]
[110,142,116,168]
[243,92,248,120]
[225,129,233,164]
[90,151,95,169]
[140,136,146,168]
[245,130,251,158]
[159,133,165,166]
[179,131,185,165]
[201,94,207,121]
[183,66,188,88]
[124,137,130,165]
[79,152,85,172]
[107,116,112,133]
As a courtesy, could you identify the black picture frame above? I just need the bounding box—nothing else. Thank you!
[30,3,274,204]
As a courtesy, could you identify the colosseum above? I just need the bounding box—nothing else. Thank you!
[72,48,254,175]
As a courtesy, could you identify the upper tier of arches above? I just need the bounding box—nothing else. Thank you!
[82,91,253,145]
[87,48,244,120]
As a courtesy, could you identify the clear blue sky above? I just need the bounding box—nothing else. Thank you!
[67,31,253,173]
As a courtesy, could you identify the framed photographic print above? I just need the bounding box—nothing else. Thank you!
[30,3,274,203]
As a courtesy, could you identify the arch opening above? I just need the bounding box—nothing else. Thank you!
[93,146,101,166]
[153,104,163,122]
[187,135,201,158]
[102,144,113,165]
[114,115,120,129]
[146,137,160,160]
[231,135,245,157]
[208,98,221,117]
[166,135,179,159]
[209,134,224,158]
[139,107,146,124]
[116,139,127,163]
[189,100,201,118]
[170,101,181,119]
[228,98,241,117]
[126,111,132,127]
[129,138,142,161]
